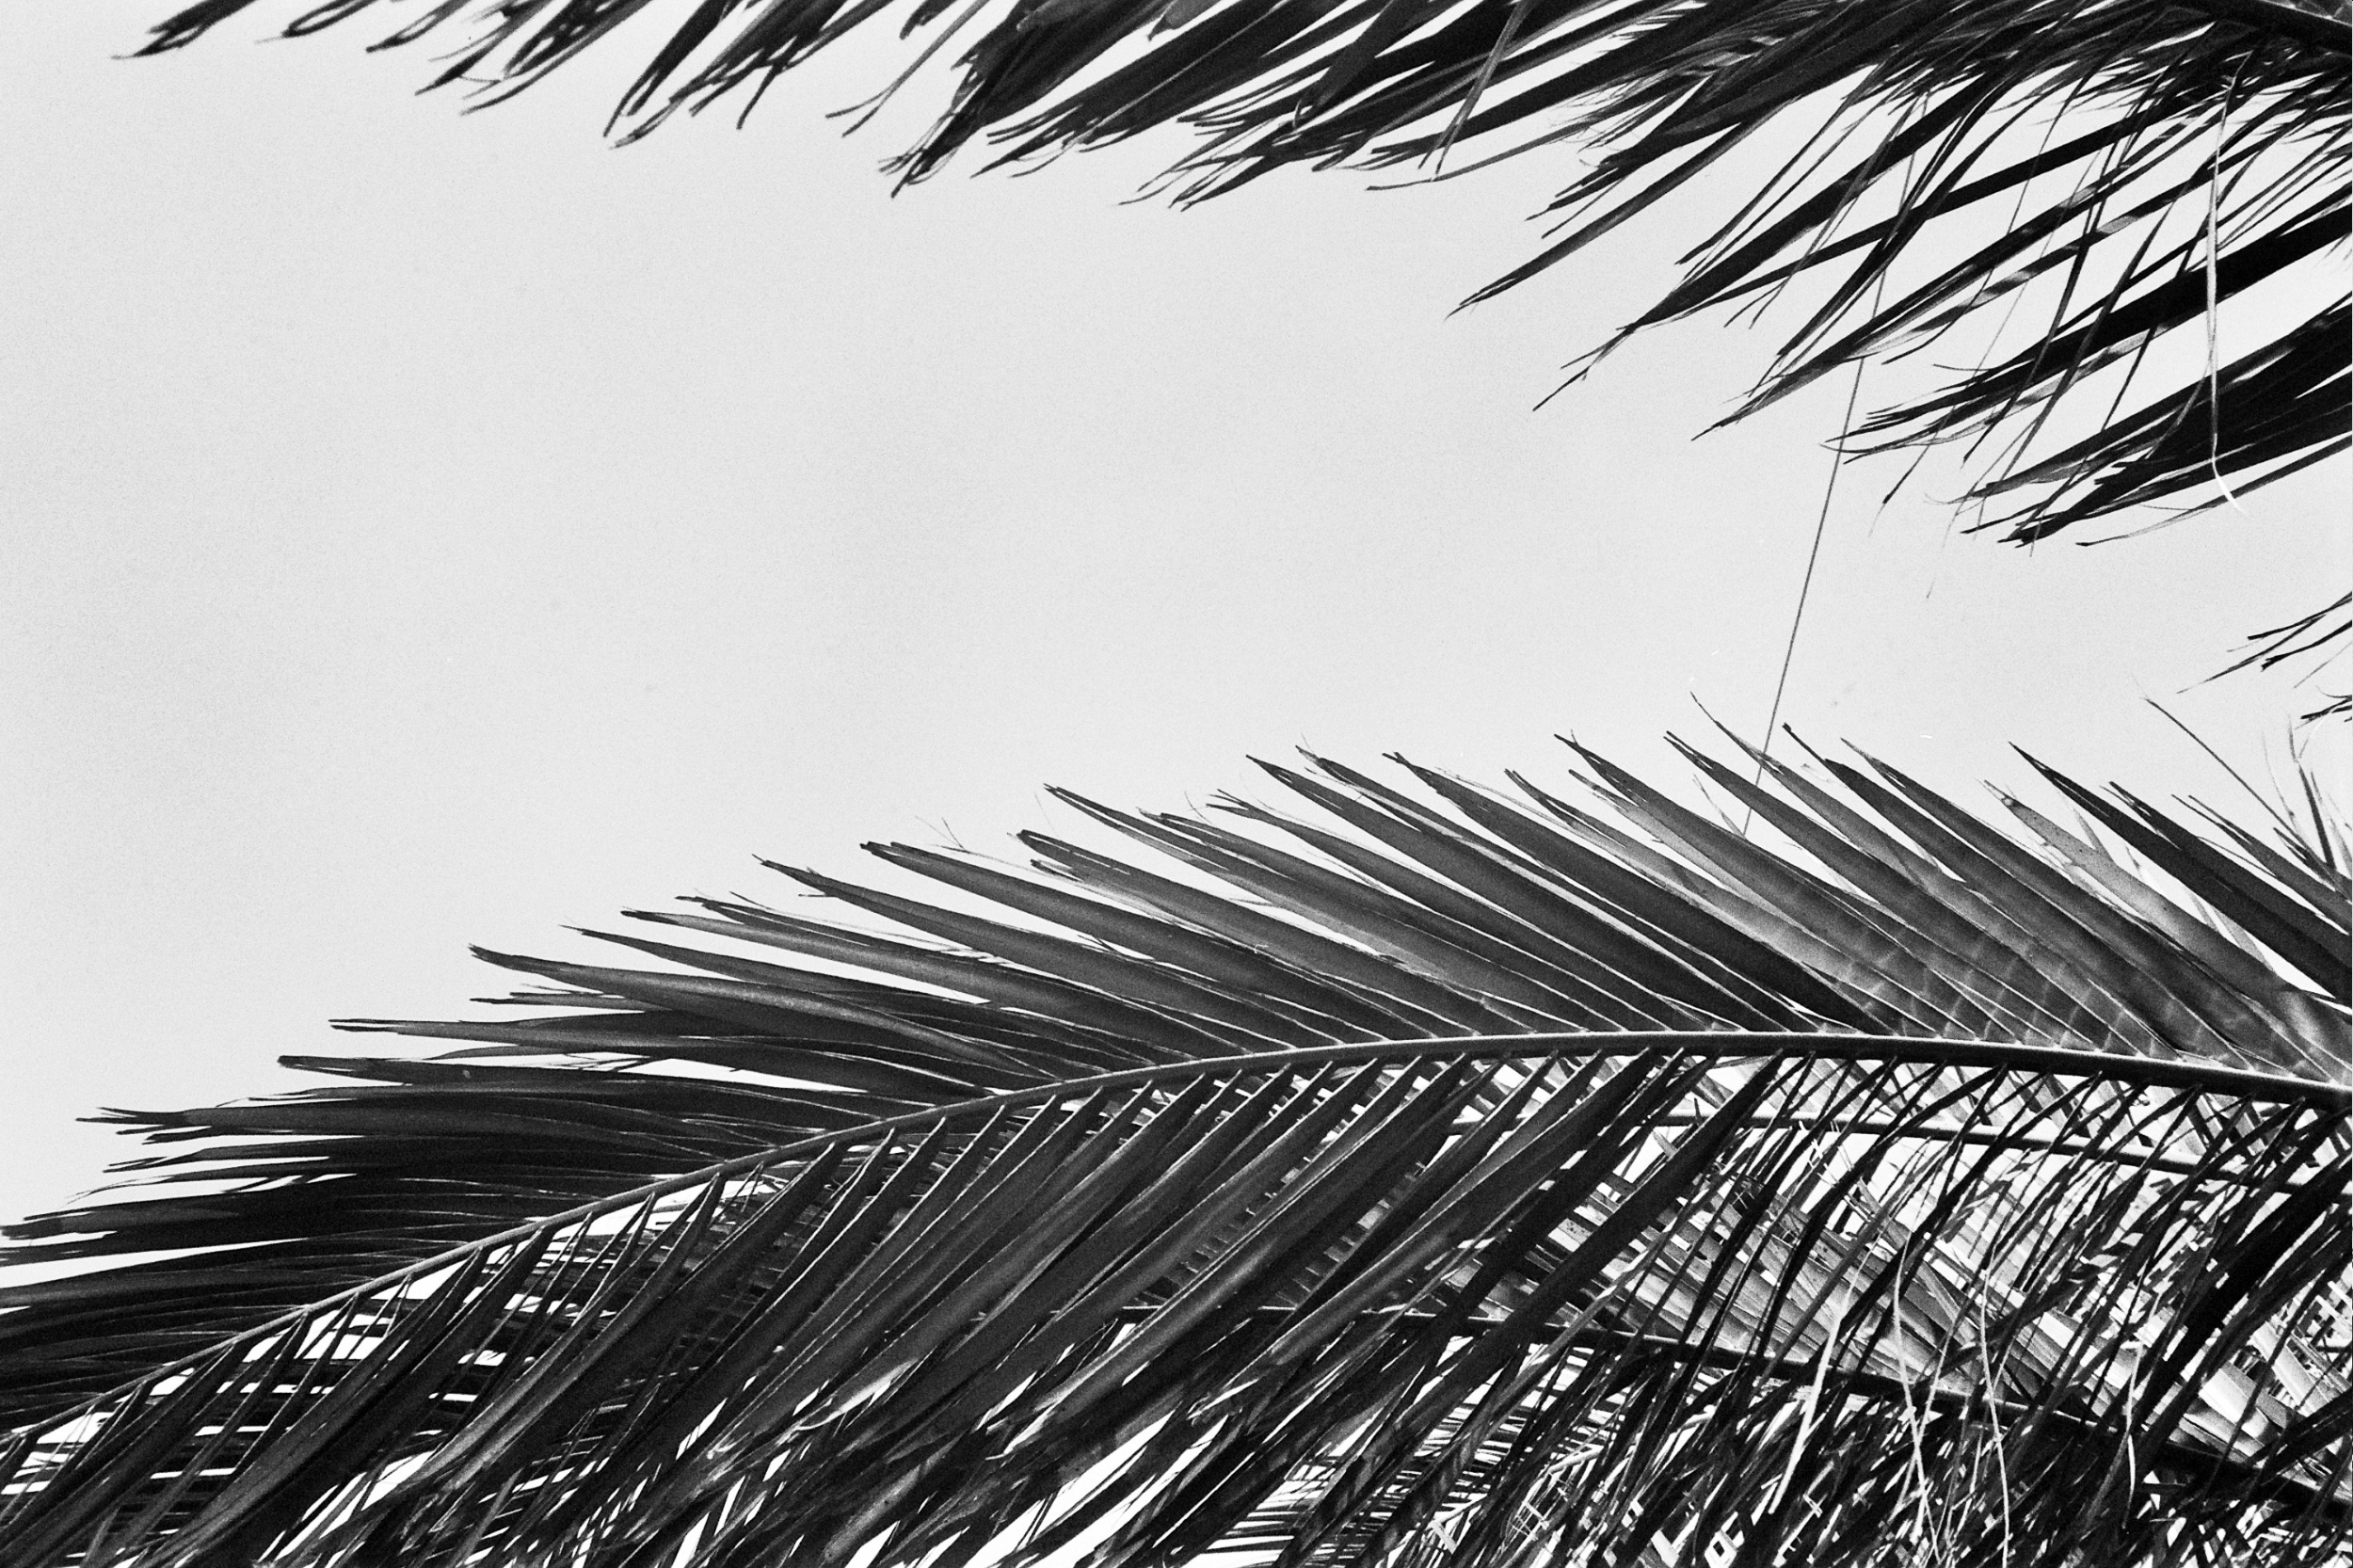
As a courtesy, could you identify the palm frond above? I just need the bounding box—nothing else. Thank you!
[2,737,2346,1566]
[135,0,2352,604]
[2220,591,2353,723]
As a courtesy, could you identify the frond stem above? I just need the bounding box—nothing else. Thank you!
[14,1029,2342,1442]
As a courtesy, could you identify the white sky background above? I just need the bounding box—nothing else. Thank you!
[1,4,2345,1227]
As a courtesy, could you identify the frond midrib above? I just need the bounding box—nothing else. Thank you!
[17,1026,2341,1448]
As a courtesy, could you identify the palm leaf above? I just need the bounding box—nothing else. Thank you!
[2,738,2345,1566]
[131,0,2352,624]
[2220,592,2353,723]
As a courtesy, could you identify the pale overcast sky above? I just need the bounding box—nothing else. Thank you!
[3,7,2345,1224]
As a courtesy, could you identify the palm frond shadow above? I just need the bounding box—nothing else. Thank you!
[1,735,2345,1566]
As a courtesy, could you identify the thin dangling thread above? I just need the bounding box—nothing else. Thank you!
[1745,350,1870,833]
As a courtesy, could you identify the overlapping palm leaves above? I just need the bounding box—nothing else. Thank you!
[136,0,2353,660]
[1,737,2345,1566]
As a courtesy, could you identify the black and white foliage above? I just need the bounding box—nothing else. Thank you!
[1,737,2345,1566]
[132,0,2353,659]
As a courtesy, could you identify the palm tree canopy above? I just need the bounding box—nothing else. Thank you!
[1,736,2345,1566]
[138,0,2351,575]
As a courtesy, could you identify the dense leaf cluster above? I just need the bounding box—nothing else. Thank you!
[1,739,2345,1566]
